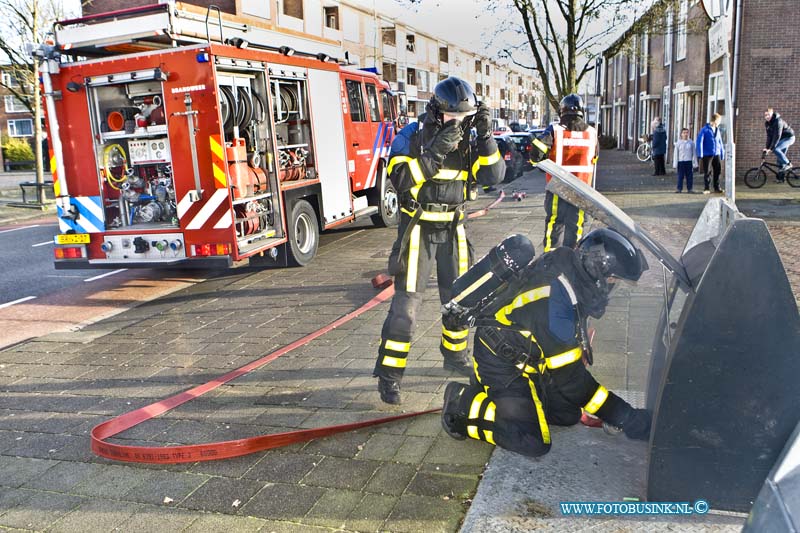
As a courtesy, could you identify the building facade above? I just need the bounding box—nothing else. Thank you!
[81,0,543,127]
[600,0,800,179]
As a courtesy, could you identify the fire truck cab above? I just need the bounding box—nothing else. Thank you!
[44,4,399,269]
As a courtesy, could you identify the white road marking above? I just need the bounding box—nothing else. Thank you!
[0,296,37,309]
[32,240,54,247]
[0,224,41,234]
[83,269,128,282]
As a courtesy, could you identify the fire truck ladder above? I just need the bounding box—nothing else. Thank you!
[54,3,343,60]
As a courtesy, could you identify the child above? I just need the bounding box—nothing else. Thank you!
[672,128,698,193]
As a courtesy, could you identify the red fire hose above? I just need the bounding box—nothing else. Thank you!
[91,281,439,464]
[468,190,506,219]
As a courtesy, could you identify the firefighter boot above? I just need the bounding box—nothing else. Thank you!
[443,353,473,376]
[441,382,468,440]
[621,408,652,441]
[377,377,401,405]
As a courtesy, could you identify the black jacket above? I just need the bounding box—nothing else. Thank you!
[765,113,795,150]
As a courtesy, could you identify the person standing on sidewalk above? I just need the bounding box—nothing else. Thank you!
[696,113,725,194]
[672,128,697,193]
[763,108,795,174]
[373,76,504,405]
[439,229,652,456]
[651,119,667,176]
[532,94,598,252]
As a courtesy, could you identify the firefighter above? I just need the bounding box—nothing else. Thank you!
[440,228,652,457]
[374,76,504,405]
[532,94,599,252]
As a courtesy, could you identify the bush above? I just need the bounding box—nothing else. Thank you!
[2,136,35,162]
[598,134,617,150]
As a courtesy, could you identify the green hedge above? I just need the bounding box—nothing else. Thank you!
[2,136,35,162]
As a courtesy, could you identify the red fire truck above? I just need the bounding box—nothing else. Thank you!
[42,4,399,269]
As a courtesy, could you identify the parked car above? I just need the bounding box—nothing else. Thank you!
[494,135,525,182]
[508,132,536,171]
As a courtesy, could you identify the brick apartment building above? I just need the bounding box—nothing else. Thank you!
[0,69,35,169]
[600,0,800,180]
[80,0,542,128]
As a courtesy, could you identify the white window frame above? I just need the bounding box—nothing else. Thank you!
[627,94,635,140]
[4,95,27,113]
[664,12,673,66]
[707,71,726,129]
[676,0,688,61]
[662,85,671,134]
[2,71,21,87]
[640,31,648,75]
[628,36,636,80]
[639,93,647,136]
[8,118,33,137]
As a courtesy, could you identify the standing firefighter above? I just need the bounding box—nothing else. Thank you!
[440,230,652,456]
[533,94,598,252]
[374,76,504,404]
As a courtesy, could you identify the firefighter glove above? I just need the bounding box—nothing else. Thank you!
[473,103,492,141]
[531,136,550,163]
[622,408,652,441]
[425,119,463,162]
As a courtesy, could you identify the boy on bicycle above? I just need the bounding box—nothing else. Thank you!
[764,108,795,175]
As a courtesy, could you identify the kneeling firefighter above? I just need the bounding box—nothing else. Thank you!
[440,229,652,456]
[374,76,504,404]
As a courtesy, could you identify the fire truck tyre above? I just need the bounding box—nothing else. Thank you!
[287,199,319,266]
[370,176,399,227]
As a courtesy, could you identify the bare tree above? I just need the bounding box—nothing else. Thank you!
[503,0,683,112]
[0,0,74,203]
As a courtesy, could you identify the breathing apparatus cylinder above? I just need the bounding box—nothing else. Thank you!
[443,234,536,323]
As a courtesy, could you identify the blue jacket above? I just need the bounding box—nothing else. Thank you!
[696,123,725,159]
[651,125,667,156]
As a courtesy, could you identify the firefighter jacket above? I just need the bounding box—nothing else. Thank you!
[387,115,503,228]
[474,247,620,419]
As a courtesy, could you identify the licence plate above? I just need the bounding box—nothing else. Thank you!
[55,234,90,244]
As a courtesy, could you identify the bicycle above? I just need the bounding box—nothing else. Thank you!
[743,154,800,188]
[636,135,651,162]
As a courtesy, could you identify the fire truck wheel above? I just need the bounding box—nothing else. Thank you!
[370,177,399,228]
[287,199,319,266]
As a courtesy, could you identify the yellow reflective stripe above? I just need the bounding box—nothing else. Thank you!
[479,337,497,355]
[453,271,493,303]
[576,209,585,240]
[467,425,480,439]
[399,207,459,222]
[483,430,495,445]
[532,138,549,153]
[408,159,426,185]
[432,168,467,181]
[443,326,469,339]
[545,347,583,369]
[544,194,559,252]
[406,224,421,292]
[384,339,410,352]
[528,379,551,444]
[382,355,407,368]
[471,149,501,176]
[494,286,551,325]
[456,224,469,276]
[469,392,487,420]
[387,155,410,176]
[484,402,496,422]
[442,338,468,351]
[584,385,609,415]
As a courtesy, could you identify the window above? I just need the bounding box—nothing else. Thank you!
[640,32,648,75]
[283,0,303,19]
[485,64,490,76]
[382,27,396,46]
[662,85,670,133]
[382,62,397,82]
[406,68,416,86]
[1,71,20,87]
[381,90,395,121]
[664,12,673,66]
[475,83,483,96]
[707,72,726,129]
[8,118,32,137]
[406,34,415,53]
[324,6,339,30]
[627,94,635,139]
[676,0,687,61]
[475,60,482,73]
[639,94,647,136]
[345,80,366,122]
[500,88,506,100]
[628,37,636,80]
[417,70,428,92]
[4,95,27,113]
[439,46,449,63]
[485,85,491,99]
[365,84,380,122]
[616,56,623,86]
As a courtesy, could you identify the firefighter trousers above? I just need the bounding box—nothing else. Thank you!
[461,343,630,457]
[542,190,586,252]
[374,213,473,382]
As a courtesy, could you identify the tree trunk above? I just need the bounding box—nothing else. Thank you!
[33,0,45,205]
